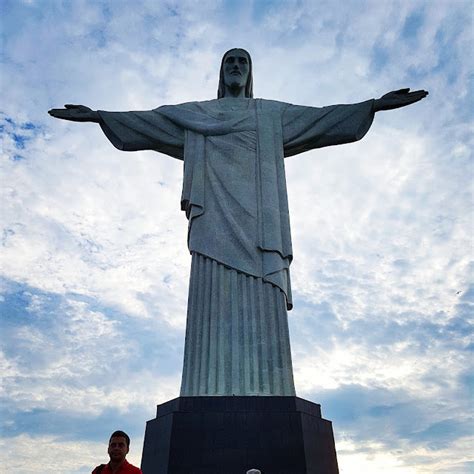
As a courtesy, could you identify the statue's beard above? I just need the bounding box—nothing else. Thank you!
[226,75,245,89]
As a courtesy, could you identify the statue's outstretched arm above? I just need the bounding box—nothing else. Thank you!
[48,104,100,123]
[374,88,428,112]
[49,104,185,158]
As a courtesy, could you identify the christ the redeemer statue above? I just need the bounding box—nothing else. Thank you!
[49,48,427,397]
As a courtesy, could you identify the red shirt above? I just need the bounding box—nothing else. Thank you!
[92,459,142,474]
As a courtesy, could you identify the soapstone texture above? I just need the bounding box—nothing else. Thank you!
[97,98,375,396]
[180,254,295,396]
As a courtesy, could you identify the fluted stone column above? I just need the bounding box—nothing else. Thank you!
[180,253,295,396]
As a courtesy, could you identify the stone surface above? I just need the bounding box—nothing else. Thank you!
[141,396,339,474]
[97,96,375,396]
[48,50,382,397]
[179,254,295,396]
[48,48,428,473]
[48,50,427,398]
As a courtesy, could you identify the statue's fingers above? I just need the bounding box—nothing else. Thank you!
[48,109,71,119]
[395,88,410,94]
[402,94,426,105]
[412,89,429,97]
[48,108,64,115]
[64,104,81,109]
[407,91,428,101]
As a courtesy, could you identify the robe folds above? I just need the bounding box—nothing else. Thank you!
[98,98,375,395]
[98,98,374,308]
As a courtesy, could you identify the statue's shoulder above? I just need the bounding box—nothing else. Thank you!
[162,99,227,115]
[254,98,289,113]
[155,98,289,115]
[155,100,204,111]
[252,99,293,119]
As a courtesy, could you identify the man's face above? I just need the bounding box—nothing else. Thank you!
[108,436,129,463]
[223,49,249,91]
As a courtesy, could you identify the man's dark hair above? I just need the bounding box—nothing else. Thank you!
[109,430,130,447]
[217,48,253,99]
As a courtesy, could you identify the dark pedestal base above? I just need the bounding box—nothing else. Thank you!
[141,396,338,474]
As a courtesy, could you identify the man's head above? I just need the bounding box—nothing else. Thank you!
[218,48,253,98]
[108,430,130,464]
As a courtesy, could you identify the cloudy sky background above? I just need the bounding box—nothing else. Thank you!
[1,0,472,473]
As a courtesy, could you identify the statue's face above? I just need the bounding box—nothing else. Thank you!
[223,49,249,91]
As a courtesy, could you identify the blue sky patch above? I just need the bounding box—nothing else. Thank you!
[401,10,425,40]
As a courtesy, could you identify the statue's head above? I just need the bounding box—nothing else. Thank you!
[217,48,253,99]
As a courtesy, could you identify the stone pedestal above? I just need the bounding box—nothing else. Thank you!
[141,396,339,474]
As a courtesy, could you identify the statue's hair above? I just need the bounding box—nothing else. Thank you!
[217,48,253,99]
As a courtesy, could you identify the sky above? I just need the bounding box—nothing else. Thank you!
[1,0,473,472]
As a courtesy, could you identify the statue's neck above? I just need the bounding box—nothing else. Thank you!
[223,85,246,98]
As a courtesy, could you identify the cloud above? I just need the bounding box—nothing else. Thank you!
[0,280,182,426]
[1,434,143,474]
[313,384,473,473]
[1,0,472,472]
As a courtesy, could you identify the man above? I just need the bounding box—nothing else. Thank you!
[49,49,427,398]
[92,430,142,474]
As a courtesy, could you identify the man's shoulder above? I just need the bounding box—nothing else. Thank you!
[127,466,142,474]
[91,464,106,474]
[91,460,141,474]
[123,459,142,473]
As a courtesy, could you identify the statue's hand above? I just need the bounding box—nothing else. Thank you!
[48,104,100,123]
[374,88,428,112]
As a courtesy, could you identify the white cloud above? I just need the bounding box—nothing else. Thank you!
[337,435,474,474]
[0,434,142,474]
[1,0,472,472]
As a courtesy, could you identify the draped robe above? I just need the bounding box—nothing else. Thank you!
[98,97,375,395]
